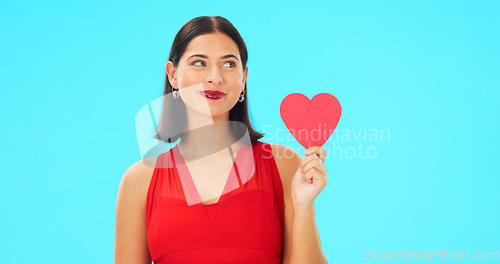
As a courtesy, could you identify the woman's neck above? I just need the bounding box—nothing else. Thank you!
[176,109,239,161]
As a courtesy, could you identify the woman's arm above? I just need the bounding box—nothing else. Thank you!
[290,202,328,263]
[115,158,156,264]
[271,144,328,264]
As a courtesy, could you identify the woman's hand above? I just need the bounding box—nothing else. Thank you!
[291,146,328,208]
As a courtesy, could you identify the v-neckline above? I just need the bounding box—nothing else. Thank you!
[172,142,249,207]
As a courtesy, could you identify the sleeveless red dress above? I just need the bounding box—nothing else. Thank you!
[146,140,285,263]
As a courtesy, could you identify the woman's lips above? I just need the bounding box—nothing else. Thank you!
[199,90,225,99]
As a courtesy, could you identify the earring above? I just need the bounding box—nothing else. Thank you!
[238,90,245,102]
[172,87,180,99]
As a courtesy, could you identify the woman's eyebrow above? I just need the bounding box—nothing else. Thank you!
[187,54,240,61]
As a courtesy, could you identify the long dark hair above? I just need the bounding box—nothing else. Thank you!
[153,16,263,144]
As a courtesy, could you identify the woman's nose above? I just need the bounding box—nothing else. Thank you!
[206,66,222,85]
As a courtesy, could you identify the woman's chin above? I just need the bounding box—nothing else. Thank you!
[186,103,231,119]
[208,111,228,119]
[189,108,227,119]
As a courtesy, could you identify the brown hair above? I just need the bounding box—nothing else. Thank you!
[153,16,263,144]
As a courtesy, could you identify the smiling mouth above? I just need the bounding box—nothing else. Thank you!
[199,90,225,99]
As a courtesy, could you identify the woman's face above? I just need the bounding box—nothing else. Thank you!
[166,32,248,119]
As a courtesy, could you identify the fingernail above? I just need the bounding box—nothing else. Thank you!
[304,149,310,155]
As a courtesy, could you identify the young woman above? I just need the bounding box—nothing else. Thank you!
[115,16,329,264]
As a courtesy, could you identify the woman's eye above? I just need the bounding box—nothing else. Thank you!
[192,60,205,66]
[192,60,235,68]
[223,61,236,68]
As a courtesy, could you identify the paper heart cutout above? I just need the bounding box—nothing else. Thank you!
[280,93,342,149]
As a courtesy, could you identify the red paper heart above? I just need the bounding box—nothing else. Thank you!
[280,93,342,149]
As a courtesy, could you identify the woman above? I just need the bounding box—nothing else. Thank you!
[115,16,329,264]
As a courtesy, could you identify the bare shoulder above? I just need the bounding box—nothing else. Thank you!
[269,143,302,264]
[115,156,158,264]
[270,143,302,188]
[119,156,158,198]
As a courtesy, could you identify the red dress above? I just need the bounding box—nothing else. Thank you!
[146,140,285,263]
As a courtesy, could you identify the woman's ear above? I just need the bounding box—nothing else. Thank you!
[165,61,177,87]
[242,65,248,86]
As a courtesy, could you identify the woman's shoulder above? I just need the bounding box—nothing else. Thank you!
[254,140,300,159]
[268,143,301,165]
[254,140,293,155]
[123,156,158,179]
[119,156,159,201]
[259,141,302,185]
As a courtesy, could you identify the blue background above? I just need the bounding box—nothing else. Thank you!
[1,0,499,263]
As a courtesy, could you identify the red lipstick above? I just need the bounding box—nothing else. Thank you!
[199,90,225,100]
